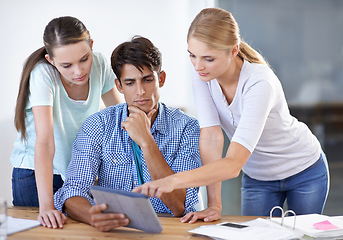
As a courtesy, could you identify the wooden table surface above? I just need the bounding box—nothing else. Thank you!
[7,207,259,239]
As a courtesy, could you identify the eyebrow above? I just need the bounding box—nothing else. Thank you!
[142,73,154,79]
[80,52,90,59]
[59,52,90,65]
[187,49,213,58]
[122,78,135,82]
[122,73,155,82]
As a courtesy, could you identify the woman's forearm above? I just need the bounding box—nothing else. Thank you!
[32,106,56,210]
[34,140,55,210]
[171,141,250,190]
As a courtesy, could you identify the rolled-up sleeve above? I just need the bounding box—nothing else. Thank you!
[150,116,201,215]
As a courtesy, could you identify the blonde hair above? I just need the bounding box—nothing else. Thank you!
[187,8,268,66]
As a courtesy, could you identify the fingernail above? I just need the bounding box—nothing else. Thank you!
[123,219,129,224]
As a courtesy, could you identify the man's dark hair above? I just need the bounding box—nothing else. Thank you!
[111,36,162,82]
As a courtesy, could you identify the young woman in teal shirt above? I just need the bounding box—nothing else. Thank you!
[11,16,121,229]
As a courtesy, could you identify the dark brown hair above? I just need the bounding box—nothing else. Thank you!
[110,36,162,83]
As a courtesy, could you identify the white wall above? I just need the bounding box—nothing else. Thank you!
[0,0,214,205]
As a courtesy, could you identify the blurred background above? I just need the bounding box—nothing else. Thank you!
[1,0,342,216]
[217,0,343,216]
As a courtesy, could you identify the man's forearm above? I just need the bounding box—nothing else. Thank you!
[64,196,93,225]
[141,140,187,217]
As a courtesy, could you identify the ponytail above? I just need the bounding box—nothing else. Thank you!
[14,47,48,140]
[238,41,269,66]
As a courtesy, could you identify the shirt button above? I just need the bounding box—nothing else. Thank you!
[134,181,138,185]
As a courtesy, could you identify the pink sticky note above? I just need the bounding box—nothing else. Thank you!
[313,220,339,230]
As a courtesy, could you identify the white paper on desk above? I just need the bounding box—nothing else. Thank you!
[7,216,41,235]
[271,214,343,239]
[189,218,300,240]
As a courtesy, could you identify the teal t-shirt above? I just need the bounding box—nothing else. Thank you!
[10,52,115,179]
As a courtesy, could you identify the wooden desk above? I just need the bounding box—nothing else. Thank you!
[7,207,259,239]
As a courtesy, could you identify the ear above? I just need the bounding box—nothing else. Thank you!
[90,39,94,49]
[45,54,54,65]
[115,78,124,94]
[158,70,166,88]
[231,44,239,58]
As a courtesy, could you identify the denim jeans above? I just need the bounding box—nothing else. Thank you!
[241,153,329,216]
[12,168,64,207]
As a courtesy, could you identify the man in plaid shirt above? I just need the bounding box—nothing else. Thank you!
[54,36,201,231]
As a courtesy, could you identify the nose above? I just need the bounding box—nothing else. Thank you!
[136,82,145,95]
[194,60,204,71]
[74,64,82,76]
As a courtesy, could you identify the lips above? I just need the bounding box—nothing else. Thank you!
[74,74,87,81]
[135,99,149,105]
[198,72,208,77]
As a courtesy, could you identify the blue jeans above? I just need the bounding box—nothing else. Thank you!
[12,168,64,207]
[241,153,329,216]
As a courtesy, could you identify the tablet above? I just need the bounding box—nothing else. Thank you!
[90,185,163,233]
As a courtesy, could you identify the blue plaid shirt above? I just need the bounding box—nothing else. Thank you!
[54,102,201,215]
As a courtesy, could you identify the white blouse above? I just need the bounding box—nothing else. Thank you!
[192,59,321,181]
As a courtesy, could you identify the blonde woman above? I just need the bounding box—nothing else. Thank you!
[134,8,330,223]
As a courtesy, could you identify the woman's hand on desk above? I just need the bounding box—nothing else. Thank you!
[89,204,130,232]
[38,208,67,228]
[180,206,222,224]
